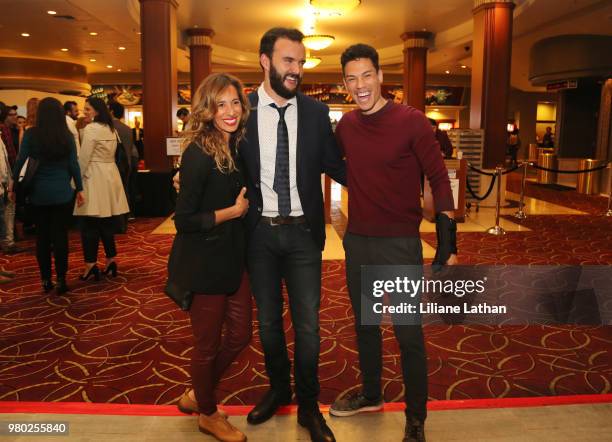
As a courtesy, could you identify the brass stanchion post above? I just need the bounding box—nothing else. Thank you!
[487,166,506,235]
[514,161,528,220]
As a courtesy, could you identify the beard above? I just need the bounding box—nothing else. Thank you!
[269,63,301,99]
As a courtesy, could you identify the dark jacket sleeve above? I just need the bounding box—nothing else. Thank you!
[12,129,31,182]
[319,104,346,186]
[173,144,216,233]
[68,138,83,192]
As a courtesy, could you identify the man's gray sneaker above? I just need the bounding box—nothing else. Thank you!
[329,392,383,417]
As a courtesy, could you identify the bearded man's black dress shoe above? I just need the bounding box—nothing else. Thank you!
[246,388,292,425]
[297,407,335,442]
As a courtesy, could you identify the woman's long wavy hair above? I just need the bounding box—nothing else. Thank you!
[182,73,250,173]
[25,97,39,128]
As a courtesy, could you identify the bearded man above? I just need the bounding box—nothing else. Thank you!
[175,27,346,442]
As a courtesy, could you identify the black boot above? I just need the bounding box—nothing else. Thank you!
[297,407,335,442]
[403,415,426,442]
[247,388,292,425]
[56,277,69,295]
[42,279,55,293]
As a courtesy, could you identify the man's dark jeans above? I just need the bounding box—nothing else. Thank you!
[344,232,428,422]
[247,221,322,409]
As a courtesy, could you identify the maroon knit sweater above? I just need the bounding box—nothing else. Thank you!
[335,100,454,237]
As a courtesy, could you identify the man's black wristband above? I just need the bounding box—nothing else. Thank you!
[435,212,457,254]
[432,213,458,271]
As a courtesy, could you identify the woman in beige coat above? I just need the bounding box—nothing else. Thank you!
[74,97,129,280]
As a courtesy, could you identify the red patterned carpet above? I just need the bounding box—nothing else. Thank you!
[0,181,611,406]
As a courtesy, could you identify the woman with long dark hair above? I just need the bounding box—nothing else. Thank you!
[20,97,39,145]
[10,97,84,293]
[168,73,251,442]
[73,97,129,280]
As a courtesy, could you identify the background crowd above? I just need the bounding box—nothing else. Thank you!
[0,97,136,292]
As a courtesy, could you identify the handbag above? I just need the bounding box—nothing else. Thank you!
[164,280,194,311]
[114,131,130,187]
[15,156,40,203]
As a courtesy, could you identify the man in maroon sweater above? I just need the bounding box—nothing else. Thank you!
[329,44,458,442]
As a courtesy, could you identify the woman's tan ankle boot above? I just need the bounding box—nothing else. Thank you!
[177,390,227,418]
[198,412,246,442]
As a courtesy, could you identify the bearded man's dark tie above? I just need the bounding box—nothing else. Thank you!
[270,103,291,217]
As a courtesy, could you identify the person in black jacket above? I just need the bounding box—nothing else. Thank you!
[428,118,453,159]
[168,73,251,442]
[10,98,85,294]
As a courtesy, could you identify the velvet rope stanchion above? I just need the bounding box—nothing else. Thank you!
[514,161,529,220]
[467,163,496,176]
[502,164,520,175]
[530,162,608,174]
[466,174,496,201]
[486,166,506,236]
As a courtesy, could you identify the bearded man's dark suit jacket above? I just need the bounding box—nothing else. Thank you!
[239,91,346,248]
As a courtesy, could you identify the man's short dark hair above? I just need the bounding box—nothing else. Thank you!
[109,101,125,119]
[259,27,304,61]
[63,100,77,114]
[340,43,380,75]
[428,118,437,126]
[176,107,189,118]
[0,102,7,121]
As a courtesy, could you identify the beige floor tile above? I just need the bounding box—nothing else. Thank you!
[2,403,610,442]
[151,216,175,234]
[323,225,344,261]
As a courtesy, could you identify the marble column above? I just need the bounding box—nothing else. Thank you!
[401,31,432,112]
[186,28,214,98]
[469,0,515,168]
[139,0,178,172]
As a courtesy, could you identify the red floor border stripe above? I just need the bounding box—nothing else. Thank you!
[1,394,612,416]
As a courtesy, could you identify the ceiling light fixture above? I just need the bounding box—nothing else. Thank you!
[89,58,96,62]
[303,34,335,51]
[445,70,450,74]
[60,48,69,52]
[460,65,467,69]
[21,33,30,37]
[47,10,57,15]
[118,46,126,50]
[309,0,360,16]
[117,68,122,72]
[106,65,113,68]
[304,56,322,69]
[89,32,98,36]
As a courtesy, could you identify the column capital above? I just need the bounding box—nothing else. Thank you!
[186,28,214,47]
[139,0,179,7]
[400,31,433,50]
[473,0,515,13]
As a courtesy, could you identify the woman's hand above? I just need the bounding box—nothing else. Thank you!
[172,171,180,193]
[76,191,86,207]
[234,187,249,218]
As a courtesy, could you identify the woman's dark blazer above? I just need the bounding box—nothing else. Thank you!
[167,142,245,294]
